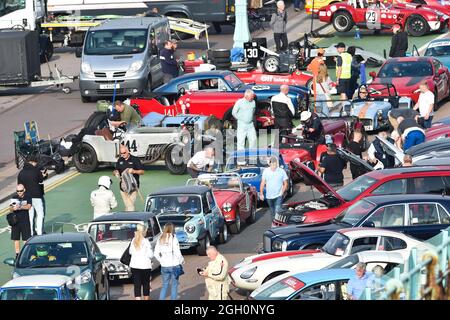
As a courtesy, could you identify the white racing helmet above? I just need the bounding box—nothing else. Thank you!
[98,176,112,189]
[300,111,312,122]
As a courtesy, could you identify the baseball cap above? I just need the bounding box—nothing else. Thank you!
[335,42,346,48]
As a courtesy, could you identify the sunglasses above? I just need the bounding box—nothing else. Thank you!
[360,91,368,94]
[16,189,24,192]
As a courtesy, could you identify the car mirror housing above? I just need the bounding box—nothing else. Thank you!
[75,47,83,58]
[362,221,375,228]
[94,253,107,263]
[3,258,15,266]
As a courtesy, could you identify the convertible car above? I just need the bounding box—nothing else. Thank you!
[234,67,314,89]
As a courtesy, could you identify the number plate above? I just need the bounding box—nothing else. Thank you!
[99,83,120,89]
[118,275,128,279]
[364,125,373,131]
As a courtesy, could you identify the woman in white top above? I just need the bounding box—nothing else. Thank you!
[154,222,184,300]
[315,64,333,117]
[129,224,153,300]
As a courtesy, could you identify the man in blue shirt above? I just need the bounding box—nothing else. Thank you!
[260,156,288,219]
[160,40,179,83]
[347,262,374,300]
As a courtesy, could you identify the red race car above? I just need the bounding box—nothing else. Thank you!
[425,122,450,140]
[401,0,450,16]
[187,173,258,234]
[318,0,449,36]
[368,56,450,105]
[234,68,314,90]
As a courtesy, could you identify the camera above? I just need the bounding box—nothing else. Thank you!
[196,268,203,275]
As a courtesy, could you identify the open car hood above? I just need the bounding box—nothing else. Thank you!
[375,136,405,162]
[289,160,344,202]
[336,148,374,173]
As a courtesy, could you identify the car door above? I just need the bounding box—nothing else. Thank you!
[148,217,162,266]
[89,238,107,297]
[404,202,449,240]
[207,191,221,237]
[360,204,406,234]
[406,176,447,195]
[148,27,163,87]
[348,236,379,255]
[370,179,407,196]
[432,59,447,101]
[202,194,214,237]
[292,281,339,300]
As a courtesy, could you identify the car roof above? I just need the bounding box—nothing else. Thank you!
[91,17,167,30]
[171,70,233,81]
[91,211,157,223]
[230,148,280,157]
[149,185,210,196]
[1,275,72,288]
[292,268,355,284]
[364,166,450,179]
[385,57,433,63]
[356,251,405,264]
[26,232,89,244]
[362,194,450,205]
[337,227,414,239]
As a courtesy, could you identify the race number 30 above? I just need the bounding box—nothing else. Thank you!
[245,48,259,58]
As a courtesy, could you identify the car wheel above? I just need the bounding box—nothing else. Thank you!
[262,271,288,284]
[246,203,257,224]
[218,223,228,244]
[406,15,430,37]
[263,56,279,73]
[223,109,237,129]
[164,144,187,175]
[73,143,99,173]
[332,11,354,33]
[208,49,231,59]
[84,111,108,130]
[229,211,241,234]
[197,233,211,256]
[81,95,91,103]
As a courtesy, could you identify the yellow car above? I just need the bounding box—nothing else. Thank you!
[305,0,341,14]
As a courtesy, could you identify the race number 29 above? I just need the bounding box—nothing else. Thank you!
[365,10,377,23]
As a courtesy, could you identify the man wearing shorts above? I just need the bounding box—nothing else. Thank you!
[335,42,352,101]
[9,184,32,258]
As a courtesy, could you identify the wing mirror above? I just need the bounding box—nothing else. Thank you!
[438,69,446,75]
[75,47,83,58]
[3,258,15,266]
[362,221,375,228]
[94,253,107,263]
[369,71,377,79]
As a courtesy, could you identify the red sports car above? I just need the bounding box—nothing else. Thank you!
[426,122,450,140]
[401,0,450,16]
[234,68,314,90]
[369,56,450,105]
[188,173,258,234]
[318,0,449,36]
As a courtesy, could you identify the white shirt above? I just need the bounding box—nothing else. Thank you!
[270,92,295,116]
[154,235,184,267]
[187,151,215,170]
[315,77,332,95]
[129,238,154,270]
[417,90,434,117]
[90,186,118,219]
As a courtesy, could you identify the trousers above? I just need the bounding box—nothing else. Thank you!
[159,266,179,300]
[28,198,45,235]
[274,33,288,52]
[131,268,151,297]
[237,122,257,151]
[120,191,137,211]
[403,130,425,151]
[267,196,283,219]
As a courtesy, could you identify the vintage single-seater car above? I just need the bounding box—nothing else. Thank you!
[0,275,79,300]
[3,233,110,300]
[187,173,258,234]
[224,149,295,199]
[264,194,450,252]
[77,212,162,280]
[319,0,449,36]
[230,228,426,292]
[368,57,450,105]
[145,186,228,256]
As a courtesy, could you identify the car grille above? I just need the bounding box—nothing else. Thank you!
[114,71,127,77]
[360,118,373,129]
[263,235,271,252]
[93,71,127,78]
[94,80,125,84]
[96,89,125,95]
[274,212,289,224]
[94,72,106,77]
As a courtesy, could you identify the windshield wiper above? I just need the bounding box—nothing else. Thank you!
[98,238,121,242]
[23,263,66,268]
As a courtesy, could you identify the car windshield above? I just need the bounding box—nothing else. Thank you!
[89,222,144,242]
[17,242,89,268]
[84,29,148,55]
[425,44,450,57]
[378,61,433,78]
[225,73,244,90]
[336,175,379,201]
[0,0,25,18]
[334,200,377,226]
[146,195,202,214]
[324,254,359,269]
[252,276,304,300]
[194,175,242,191]
[0,288,59,300]
[322,232,351,256]
[225,155,273,170]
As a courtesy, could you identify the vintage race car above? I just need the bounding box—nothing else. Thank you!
[425,122,450,141]
[229,228,431,291]
[224,149,295,199]
[403,0,450,16]
[318,0,449,36]
[77,212,162,280]
[187,173,258,234]
[369,56,450,105]
[145,186,228,256]
[424,38,450,70]
[234,67,314,89]
[152,70,309,116]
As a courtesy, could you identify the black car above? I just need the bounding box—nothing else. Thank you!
[263,194,450,252]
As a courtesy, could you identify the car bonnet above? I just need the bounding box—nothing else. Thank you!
[375,136,405,162]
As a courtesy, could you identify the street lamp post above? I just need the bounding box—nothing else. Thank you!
[233,0,251,48]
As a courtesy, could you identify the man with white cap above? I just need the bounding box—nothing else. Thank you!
[299,110,324,144]
[91,176,118,219]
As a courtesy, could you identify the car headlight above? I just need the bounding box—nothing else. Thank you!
[222,202,232,212]
[81,62,93,76]
[240,266,257,279]
[107,263,116,272]
[185,224,196,234]
[272,240,283,251]
[377,109,383,120]
[281,241,288,251]
[75,270,92,284]
[289,215,306,223]
[129,61,143,72]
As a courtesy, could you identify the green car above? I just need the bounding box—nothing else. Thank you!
[3,232,109,300]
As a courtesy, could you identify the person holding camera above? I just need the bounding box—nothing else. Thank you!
[199,246,230,300]
[8,184,32,257]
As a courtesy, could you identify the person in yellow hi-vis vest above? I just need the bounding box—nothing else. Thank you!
[334,42,352,101]
[199,246,230,300]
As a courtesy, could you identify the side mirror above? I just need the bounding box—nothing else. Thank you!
[438,69,445,75]
[369,71,377,79]
[3,258,15,266]
[94,253,106,263]
[75,47,83,58]
[362,221,375,228]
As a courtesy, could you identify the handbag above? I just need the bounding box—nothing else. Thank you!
[6,212,19,227]
[120,242,132,266]
[173,264,185,278]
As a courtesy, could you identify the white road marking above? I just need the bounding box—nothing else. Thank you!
[0,227,11,235]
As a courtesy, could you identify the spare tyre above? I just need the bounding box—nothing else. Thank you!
[208,49,231,59]
[214,62,232,70]
[210,57,231,64]
[84,111,108,130]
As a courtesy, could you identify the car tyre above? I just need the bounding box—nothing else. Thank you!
[208,49,231,59]
[74,143,99,173]
[197,233,211,256]
[332,11,354,33]
[218,223,228,244]
[263,56,280,73]
[406,15,430,37]
[210,57,231,64]
[84,111,108,130]
[246,203,257,224]
[229,211,241,234]
[164,144,187,175]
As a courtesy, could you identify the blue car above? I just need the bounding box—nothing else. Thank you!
[153,70,309,116]
[224,148,294,199]
[250,268,355,300]
[263,194,450,252]
[424,39,450,71]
